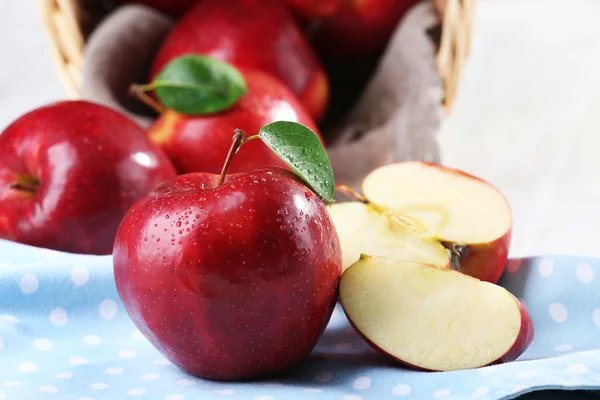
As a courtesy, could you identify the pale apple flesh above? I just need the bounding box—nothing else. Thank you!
[361,162,513,283]
[327,201,449,272]
[340,256,534,371]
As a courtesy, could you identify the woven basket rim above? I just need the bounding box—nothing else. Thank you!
[39,0,474,111]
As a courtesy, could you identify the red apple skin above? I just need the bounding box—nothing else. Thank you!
[150,0,329,121]
[0,101,177,255]
[343,294,534,372]
[454,230,512,284]
[282,0,344,19]
[148,69,321,175]
[113,168,342,380]
[119,0,199,16]
[314,0,419,57]
[494,296,535,365]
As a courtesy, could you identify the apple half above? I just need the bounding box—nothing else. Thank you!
[340,256,534,371]
[331,161,512,283]
[327,201,450,272]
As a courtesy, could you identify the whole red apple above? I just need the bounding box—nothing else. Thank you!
[281,0,343,18]
[113,167,341,380]
[0,101,176,255]
[314,0,420,57]
[119,0,199,17]
[150,0,329,121]
[148,68,321,174]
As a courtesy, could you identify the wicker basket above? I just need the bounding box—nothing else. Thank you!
[40,0,474,110]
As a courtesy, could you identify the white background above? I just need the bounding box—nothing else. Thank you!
[2,0,600,257]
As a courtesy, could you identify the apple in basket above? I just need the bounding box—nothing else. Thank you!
[339,256,534,371]
[119,0,200,17]
[281,0,344,18]
[329,162,512,283]
[149,0,330,121]
[0,101,176,255]
[313,0,421,57]
[113,122,341,380]
[131,55,323,175]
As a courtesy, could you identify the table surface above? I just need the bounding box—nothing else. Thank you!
[2,0,600,258]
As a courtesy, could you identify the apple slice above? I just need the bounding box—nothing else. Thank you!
[327,201,450,272]
[361,162,512,283]
[340,256,534,371]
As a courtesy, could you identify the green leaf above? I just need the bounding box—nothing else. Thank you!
[259,121,335,202]
[152,55,247,115]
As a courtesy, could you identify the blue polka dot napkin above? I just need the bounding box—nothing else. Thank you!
[1,238,600,400]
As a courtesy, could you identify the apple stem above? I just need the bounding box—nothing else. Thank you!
[335,184,369,203]
[218,129,247,186]
[129,84,167,114]
[240,135,260,146]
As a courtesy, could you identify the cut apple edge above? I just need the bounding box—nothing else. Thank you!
[340,256,534,371]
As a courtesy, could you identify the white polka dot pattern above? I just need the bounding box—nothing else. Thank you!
[549,303,568,322]
[392,384,411,396]
[2,244,600,399]
[49,308,68,326]
[20,274,38,294]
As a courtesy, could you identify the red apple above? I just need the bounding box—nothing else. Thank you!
[281,0,344,19]
[147,68,321,174]
[113,167,341,380]
[340,256,534,371]
[150,0,329,121]
[119,0,199,17]
[0,101,176,255]
[314,0,420,57]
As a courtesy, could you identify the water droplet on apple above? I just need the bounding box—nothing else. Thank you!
[176,221,182,227]
[280,225,285,231]
[186,228,190,232]
[185,221,189,225]
[289,223,294,228]
[156,238,160,242]
[301,227,306,232]
[144,237,148,242]
[165,215,170,219]
[178,230,183,234]
[196,214,200,219]
[285,209,290,215]
[202,223,209,229]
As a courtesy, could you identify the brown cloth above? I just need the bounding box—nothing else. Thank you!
[80,3,444,190]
